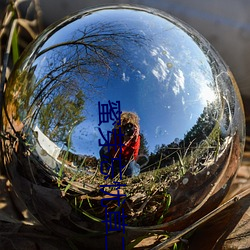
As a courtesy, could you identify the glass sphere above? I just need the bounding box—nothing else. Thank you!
[2,5,245,247]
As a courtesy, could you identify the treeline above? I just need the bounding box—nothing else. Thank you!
[144,103,218,171]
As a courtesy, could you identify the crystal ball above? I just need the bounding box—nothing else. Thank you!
[2,5,245,247]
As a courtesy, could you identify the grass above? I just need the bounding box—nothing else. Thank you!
[56,158,179,228]
[53,120,225,229]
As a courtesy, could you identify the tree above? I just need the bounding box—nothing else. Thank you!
[139,133,149,156]
[38,89,85,143]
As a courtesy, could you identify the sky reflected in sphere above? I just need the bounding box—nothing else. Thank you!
[22,8,221,157]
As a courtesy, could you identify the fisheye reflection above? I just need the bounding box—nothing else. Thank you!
[2,6,245,232]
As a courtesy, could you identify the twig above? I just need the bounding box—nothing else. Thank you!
[0,19,18,127]
[151,188,250,250]
[136,188,159,215]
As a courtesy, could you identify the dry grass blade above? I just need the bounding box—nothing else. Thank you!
[0,0,42,72]
[0,0,42,141]
[16,19,38,39]
[152,188,250,250]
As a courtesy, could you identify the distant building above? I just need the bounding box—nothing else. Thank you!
[34,125,61,170]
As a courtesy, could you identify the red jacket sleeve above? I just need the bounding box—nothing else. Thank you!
[133,135,140,160]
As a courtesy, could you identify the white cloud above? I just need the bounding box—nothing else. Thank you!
[143,59,148,66]
[150,48,158,56]
[152,57,169,82]
[122,72,130,82]
[172,69,185,95]
[137,70,146,80]
[182,96,185,105]
[190,71,216,104]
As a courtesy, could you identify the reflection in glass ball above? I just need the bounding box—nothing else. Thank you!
[2,5,245,248]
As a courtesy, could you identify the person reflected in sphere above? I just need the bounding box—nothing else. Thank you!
[100,111,141,178]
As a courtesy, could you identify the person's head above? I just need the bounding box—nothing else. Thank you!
[115,111,140,136]
[120,112,139,126]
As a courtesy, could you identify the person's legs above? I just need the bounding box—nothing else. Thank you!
[99,146,110,175]
[125,160,140,177]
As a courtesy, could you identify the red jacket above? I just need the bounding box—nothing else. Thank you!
[110,129,140,162]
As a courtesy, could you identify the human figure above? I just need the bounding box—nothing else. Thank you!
[100,111,141,178]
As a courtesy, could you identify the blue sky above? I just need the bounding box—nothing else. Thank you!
[33,8,218,158]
